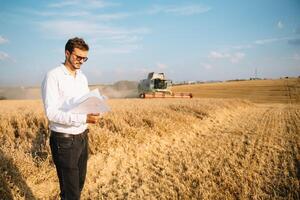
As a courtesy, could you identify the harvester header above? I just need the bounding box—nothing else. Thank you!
[138,72,192,98]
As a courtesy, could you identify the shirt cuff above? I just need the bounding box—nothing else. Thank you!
[71,113,87,126]
[80,114,87,124]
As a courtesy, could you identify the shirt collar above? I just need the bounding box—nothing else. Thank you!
[60,64,82,76]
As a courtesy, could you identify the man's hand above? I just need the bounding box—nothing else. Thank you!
[86,113,100,124]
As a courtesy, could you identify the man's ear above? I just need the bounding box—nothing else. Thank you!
[65,50,70,58]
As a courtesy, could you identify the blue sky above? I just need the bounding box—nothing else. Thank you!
[0,0,299,86]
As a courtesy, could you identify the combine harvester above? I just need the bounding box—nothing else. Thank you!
[138,72,193,98]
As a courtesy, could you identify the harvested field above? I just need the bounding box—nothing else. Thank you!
[0,98,299,199]
[172,78,300,104]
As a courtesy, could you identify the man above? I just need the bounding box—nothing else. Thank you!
[41,37,100,199]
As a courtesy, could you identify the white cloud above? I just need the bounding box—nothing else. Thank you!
[0,51,9,61]
[33,2,209,57]
[0,36,9,44]
[228,36,298,52]
[209,51,245,63]
[277,21,284,29]
[48,0,78,8]
[209,51,230,59]
[35,3,209,20]
[31,9,130,21]
[254,36,297,45]
[255,38,281,45]
[48,0,119,9]
[38,19,149,44]
[38,20,97,37]
[33,0,148,55]
[148,4,211,16]
[32,10,90,17]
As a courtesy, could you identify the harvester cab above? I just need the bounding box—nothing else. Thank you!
[138,72,192,98]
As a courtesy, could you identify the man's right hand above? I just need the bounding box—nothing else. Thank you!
[86,113,100,124]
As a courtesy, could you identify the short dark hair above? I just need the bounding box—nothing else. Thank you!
[65,37,89,53]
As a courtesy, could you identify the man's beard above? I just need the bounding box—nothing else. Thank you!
[69,57,80,69]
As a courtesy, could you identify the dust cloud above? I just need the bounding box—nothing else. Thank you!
[0,87,41,100]
[91,80,139,99]
[0,81,140,100]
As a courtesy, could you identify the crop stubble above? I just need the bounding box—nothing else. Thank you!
[0,98,299,199]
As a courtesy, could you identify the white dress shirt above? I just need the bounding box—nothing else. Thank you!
[41,64,89,134]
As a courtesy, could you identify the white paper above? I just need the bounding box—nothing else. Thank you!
[63,89,110,114]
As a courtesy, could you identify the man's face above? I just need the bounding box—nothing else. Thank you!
[66,48,88,70]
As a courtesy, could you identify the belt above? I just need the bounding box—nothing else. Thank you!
[50,129,89,139]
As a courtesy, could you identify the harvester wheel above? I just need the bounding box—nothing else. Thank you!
[139,93,145,98]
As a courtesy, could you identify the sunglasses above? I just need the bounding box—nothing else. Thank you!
[72,53,88,62]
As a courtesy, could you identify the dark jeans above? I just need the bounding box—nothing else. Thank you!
[50,129,89,200]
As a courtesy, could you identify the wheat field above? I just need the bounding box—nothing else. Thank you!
[0,78,300,199]
[172,78,300,104]
[0,98,299,199]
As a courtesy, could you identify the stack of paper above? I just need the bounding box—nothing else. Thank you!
[62,89,110,114]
